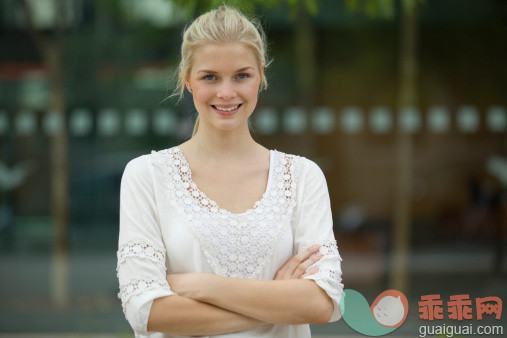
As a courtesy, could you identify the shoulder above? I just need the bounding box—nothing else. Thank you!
[121,151,161,187]
[123,154,152,177]
[149,146,179,165]
[273,149,325,181]
[127,145,182,175]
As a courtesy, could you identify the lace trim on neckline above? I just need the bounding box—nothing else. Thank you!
[152,146,301,279]
[170,146,270,216]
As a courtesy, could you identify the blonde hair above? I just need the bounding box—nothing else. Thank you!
[171,6,270,137]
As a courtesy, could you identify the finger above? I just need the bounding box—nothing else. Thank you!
[286,244,321,276]
[301,266,319,279]
[293,251,323,278]
[275,258,291,278]
[275,244,321,279]
[276,255,300,279]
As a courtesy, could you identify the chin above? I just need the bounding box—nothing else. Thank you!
[212,120,244,132]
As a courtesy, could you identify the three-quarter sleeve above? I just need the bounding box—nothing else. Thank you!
[117,155,175,336]
[292,158,344,323]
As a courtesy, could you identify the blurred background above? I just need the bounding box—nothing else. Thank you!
[0,0,506,336]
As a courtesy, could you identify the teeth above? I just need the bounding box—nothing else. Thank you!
[215,105,239,112]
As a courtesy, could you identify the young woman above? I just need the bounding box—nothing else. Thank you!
[117,6,343,338]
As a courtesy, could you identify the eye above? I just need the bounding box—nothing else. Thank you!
[202,74,216,81]
[237,73,250,79]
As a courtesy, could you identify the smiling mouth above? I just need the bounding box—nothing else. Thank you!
[211,104,242,112]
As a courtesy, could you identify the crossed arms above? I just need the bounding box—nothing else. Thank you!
[147,245,334,336]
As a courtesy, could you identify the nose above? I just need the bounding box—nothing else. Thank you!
[217,80,237,100]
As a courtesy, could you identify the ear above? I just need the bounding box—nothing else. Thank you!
[185,81,194,94]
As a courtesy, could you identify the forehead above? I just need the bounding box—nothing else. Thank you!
[191,42,258,73]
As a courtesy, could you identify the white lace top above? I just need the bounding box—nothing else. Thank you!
[117,146,344,337]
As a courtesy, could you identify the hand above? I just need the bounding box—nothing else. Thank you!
[274,244,323,280]
[166,272,213,299]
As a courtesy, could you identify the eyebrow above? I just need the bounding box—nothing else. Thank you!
[197,67,254,74]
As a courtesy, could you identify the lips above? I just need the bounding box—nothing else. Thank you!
[211,104,243,116]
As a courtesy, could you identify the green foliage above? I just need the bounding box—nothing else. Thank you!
[401,0,420,13]
[303,0,319,15]
[165,0,426,21]
[169,0,253,17]
[96,0,130,25]
[167,0,321,18]
[345,0,395,19]
[345,0,425,19]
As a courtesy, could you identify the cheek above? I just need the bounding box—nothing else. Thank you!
[193,87,214,103]
[244,82,261,100]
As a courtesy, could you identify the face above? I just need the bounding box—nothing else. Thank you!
[185,42,263,133]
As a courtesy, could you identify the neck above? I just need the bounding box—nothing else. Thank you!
[185,121,258,161]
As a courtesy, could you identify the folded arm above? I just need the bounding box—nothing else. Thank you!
[148,294,266,336]
[148,244,326,335]
[165,245,332,325]
[168,273,333,325]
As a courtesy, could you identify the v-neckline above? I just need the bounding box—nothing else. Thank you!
[173,146,274,216]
